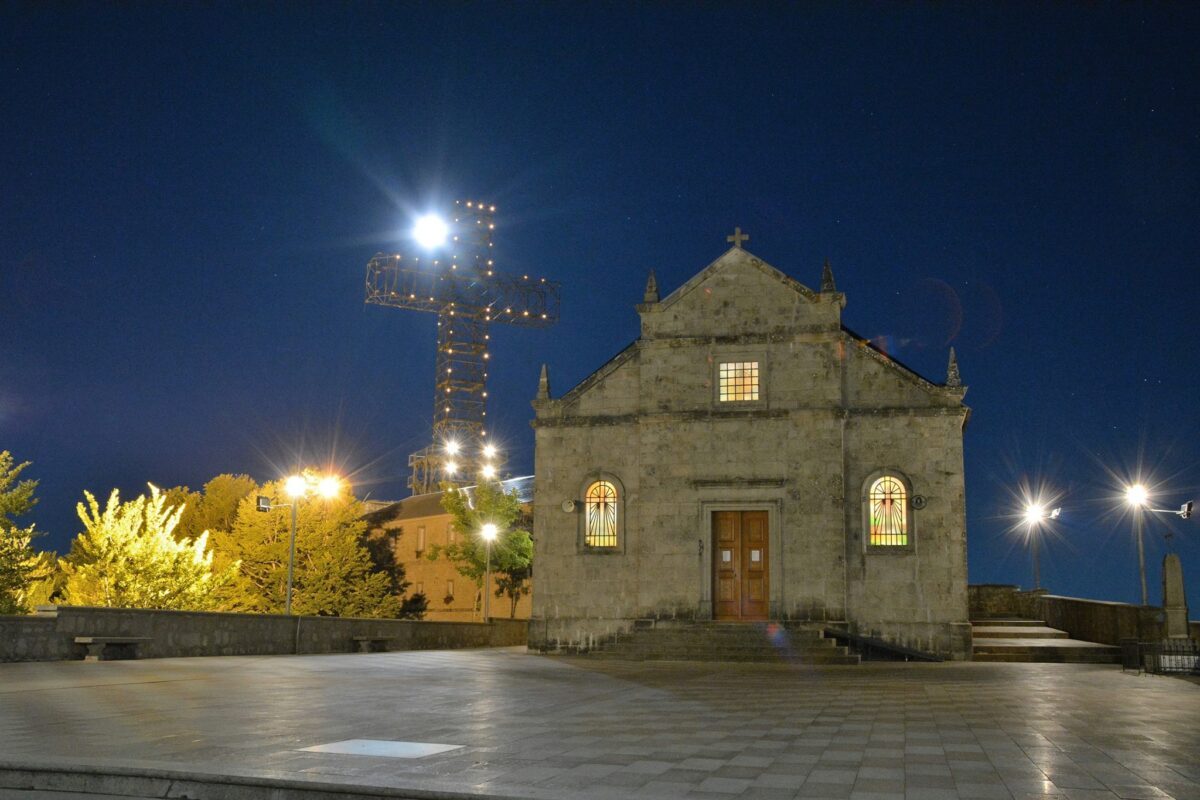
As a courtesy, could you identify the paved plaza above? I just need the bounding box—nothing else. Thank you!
[1,648,1198,800]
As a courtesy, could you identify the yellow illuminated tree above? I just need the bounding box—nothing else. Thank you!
[212,479,400,617]
[0,451,48,615]
[60,485,236,610]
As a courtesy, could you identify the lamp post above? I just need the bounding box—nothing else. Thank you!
[1125,484,1149,606]
[480,522,498,622]
[1021,503,1060,590]
[257,471,341,616]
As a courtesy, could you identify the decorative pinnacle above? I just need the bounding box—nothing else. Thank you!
[643,269,659,304]
[537,363,551,400]
[726,227,749,248]
[946,347,962,388]
[821,259,837,292]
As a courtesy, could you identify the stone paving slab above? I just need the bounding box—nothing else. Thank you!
[1,648,1198,800]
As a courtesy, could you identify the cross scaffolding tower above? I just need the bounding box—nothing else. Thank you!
[365,200,561,494]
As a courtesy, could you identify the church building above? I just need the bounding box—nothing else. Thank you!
[529,231,972,659]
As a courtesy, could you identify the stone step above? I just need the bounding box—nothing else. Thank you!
[592,648,860,664]
[972,626,1068,639]
[971,619,1047,627]
[610,630,833,645]
[600,642,845,658]
[972,650,1121,664]
[972,637,1121,664]
[590,622,859,664]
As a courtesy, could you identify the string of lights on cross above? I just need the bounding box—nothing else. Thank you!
[364,201,561,495]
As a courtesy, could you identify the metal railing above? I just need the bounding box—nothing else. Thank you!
[1121,639,1200,675]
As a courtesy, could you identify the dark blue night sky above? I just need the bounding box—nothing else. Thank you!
[4,4,1199,608]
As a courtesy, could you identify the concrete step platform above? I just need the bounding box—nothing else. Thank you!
[972,637,1121,664]
[971,618,1048,627]
[972,625,1069,639]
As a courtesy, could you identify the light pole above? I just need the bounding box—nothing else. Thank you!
[1125,484,1149,606]
[481,522,498,622]
[257,471,341,615]
[1022,503,1060,590]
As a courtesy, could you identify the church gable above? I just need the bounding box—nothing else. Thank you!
[640,248,840,339]
[557,341,640,417]
[842,332,962,408]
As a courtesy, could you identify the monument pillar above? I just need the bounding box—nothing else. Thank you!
[1162,553,1189,638]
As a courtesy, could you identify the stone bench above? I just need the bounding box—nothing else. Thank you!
[352,635,398,653]
[74,636,153,661]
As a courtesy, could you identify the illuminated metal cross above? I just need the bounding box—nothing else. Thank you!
[726,227,750,248]
[365,200,561,494]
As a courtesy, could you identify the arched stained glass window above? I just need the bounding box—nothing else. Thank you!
[585,480,618,547]
[869,476,908,546]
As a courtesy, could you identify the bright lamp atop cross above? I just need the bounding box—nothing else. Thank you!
[413,214,449,249]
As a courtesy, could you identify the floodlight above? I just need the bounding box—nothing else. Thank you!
[445,439,460,455]
[256,496,272,513]
[1125,484,1149,508]
[481,523,498,541]
[1023,504,1045,525]
[317,476,340,499]
[284,475,307,498]
[413,214,449,249]
[480,464,496,479]
[482,444,497,459]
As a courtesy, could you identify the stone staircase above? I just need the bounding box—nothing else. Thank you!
[972,619,1121,663]
[588,621,860,664]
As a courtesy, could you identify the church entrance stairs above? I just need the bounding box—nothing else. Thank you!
[587,621,860,664]
[971,618,1121,663]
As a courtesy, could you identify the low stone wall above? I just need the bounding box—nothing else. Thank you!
[967,585,1197,645]
[0,606,527,663]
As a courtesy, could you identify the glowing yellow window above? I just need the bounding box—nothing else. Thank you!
[585,480,618,547]
[719,361,759,401]
[869,476,908,546]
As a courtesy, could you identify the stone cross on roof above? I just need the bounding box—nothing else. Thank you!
[726,227,749,248]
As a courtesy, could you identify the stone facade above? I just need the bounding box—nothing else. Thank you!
[530,243,972,659]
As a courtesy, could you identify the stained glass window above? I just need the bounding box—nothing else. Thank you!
[719,361,759,401]
[869,476,908,546]
[585,480,618,547]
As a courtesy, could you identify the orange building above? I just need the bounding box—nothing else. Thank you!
[363,476,533,621]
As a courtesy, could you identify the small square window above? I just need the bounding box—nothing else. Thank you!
[719,361,760,402]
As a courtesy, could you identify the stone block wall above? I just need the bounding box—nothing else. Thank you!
[0,606,527,663]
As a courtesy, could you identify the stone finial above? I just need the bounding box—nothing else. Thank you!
[946,347,962,388]
[726,227,749,248]
[821,259,837,292]
[536,363,551,400]
[643,269,659,304]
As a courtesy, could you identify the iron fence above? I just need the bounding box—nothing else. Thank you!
[1121,639,1200,675]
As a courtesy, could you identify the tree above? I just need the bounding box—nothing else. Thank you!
[434,479,533,619]
[361,522,427,619]
[60,485,236,610]
[163,474,257,542]
[0,451,46,614]
[212,479,400,618]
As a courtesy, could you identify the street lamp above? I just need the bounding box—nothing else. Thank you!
[480,522,498,622]
[1022,503,1060,590]
[1125,483,1150,606]
[257,471,341,615]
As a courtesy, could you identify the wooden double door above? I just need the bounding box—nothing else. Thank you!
[712,510,769,621]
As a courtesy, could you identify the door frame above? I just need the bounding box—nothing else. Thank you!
[697,500,783,620]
